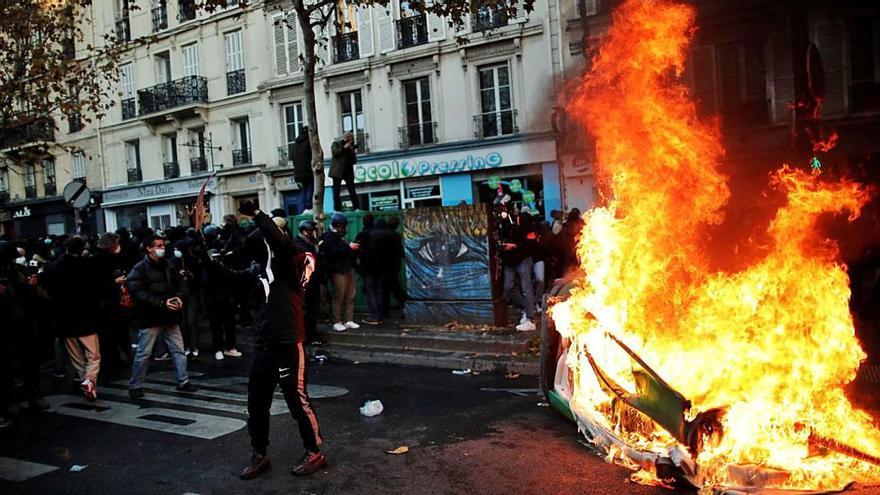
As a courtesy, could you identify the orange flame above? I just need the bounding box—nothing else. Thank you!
[552,0,880,489]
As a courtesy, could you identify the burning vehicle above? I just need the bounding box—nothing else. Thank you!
[541,0,880,492]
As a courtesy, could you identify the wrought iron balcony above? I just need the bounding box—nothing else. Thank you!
[127,168,142,183]
[473,109,518,138]
[232,148,252,167]
[333,32,359,64]
[0,120,54,149]
[137,76,208,116]
[68,113,83,133]
[121,98,136,120]
[399,121,437,149]
[226,69,246,95]
[44,182,56,197]
[277,146,291,167]
[25,185,37,199]
[178,0,197,22]
[397,15,428,49]
[115,17,131,43]
[190,156,208,173]
[163,161,180,179]
[473,7,509,32]
[152,3,168,32]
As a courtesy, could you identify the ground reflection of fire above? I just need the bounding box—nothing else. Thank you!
[550,0,880,490]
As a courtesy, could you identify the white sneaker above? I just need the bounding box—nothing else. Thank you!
[224,348,243,358]
[344,321,360,329]
[215,351,225,360]
[192,349,199,358]
[519,312,528,325]
[333,322,347,332]
[516,320,536,332]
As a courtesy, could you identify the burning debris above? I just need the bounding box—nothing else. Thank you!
[547,0,880,492]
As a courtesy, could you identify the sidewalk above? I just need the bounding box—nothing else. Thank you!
[312,313,541,376]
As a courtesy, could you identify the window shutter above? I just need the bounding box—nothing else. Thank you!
[425,0,446,42]
[273,14,289,75]
[454,13,471,35]
[815,22,846,117]
[691,45,717,116]
[357,6,374,58]
[286,11,300,72]
[513,0,528,23]
[121,63,134,98]
[376,5,395,54]
[183,44,199,76]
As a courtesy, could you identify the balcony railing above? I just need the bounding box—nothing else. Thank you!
[178,0,196,22]
[115,17,131,43]
[25,185,37,199]
[232,148,252,167]
[333,32,359,64]
[226,69,246,95]
[190,156,208,173]
[127,168,142,183]
[44,182,56,196]
[0,120,54,149]
[473,109,518,138]
[473,7,509,32]
[137,76,208,116]
[399,121,437,149]
[121,98,136,120]
[163,161,180,179]
[152,3,168,32]
[68,113,83,133]
[397,15,428,49]
[277,146,291,167]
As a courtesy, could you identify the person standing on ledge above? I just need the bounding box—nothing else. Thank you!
[236,201,325,480]
[330,132,360,212]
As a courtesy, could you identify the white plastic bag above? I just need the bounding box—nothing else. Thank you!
[359,400,384,417]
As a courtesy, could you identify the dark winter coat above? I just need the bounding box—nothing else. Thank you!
[248,211,307,345]
[363,224,398,277]
[292,132,313,182]
[44,254,101,337]
[329,139,357,179]
[320,230,356,275]
[126,255,185,329]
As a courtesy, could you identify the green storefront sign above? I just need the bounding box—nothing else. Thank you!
[354,151,503,183]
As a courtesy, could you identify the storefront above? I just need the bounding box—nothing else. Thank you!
[217,169,268,220]
[324,136,561,219]
[0,197,80,238]
[102,175,218,233]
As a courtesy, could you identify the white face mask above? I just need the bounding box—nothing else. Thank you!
[15,256,27,266]
[154,248,166,259]
[173,249,183,259]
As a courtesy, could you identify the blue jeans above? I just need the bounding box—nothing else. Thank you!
[300,180,314,211]
[504,257,535,320]
[130,325,189,389]
[362,273,386,320]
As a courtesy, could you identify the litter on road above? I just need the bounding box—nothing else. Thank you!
[360,400,384,417]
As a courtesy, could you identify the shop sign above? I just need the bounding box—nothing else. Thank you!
[370,195,400,211]
[406,185,440,199]
[13,206,32,219]
[103,176,218,206]
[355,152,503,183]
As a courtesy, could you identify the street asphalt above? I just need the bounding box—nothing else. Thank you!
[3,335,880,494]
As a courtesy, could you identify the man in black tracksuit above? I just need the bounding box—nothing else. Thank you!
[237,201,325,480]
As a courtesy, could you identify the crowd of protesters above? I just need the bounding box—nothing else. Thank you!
[0,201,585,427]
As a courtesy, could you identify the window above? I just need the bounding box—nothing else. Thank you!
[43,159,56,196]
[284,102,305,159]
[339,90,366,153]
[403,179,442,209]
[155,51,171,84]
[163,133,179,178]
[402,77,435,147]
[850,18,880,113]
[397,1,428,49]
[25,164,36,198]
[225,30,246,95]
[152,0,168,32]
[125,140,142,182]
[477,64,515,137]
[182,43,200,77]
[717,38,768,126]
[189,128,208,172]
[333,3,360,63]
[179,0,196,22]
[115,0,131,42]
[474,3,508,32]
[232,118,251,166]
[273,12,300,76]
[0,168,9,193]
[73,152,86,179]
[121,62,136,119]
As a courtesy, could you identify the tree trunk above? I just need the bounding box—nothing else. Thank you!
[295,0,327,232]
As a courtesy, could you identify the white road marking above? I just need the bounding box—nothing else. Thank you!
[0,456,59,482]
[114,378,349,400]
[98,387,288,416]
[45,395,246,440]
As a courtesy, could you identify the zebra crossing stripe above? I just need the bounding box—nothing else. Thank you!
[98,387,288,416]
[44,395,246,440]
[0,456,59,482]
[109,381,289,414]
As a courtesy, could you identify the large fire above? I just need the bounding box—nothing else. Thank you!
[551,0,880,490]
